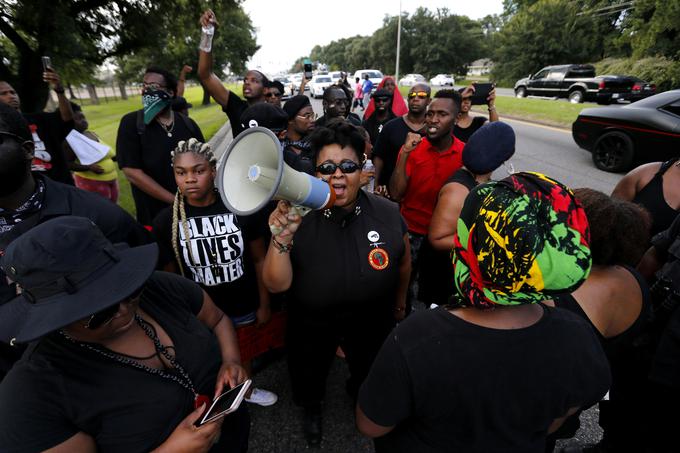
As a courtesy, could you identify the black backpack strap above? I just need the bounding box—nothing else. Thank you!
[176,112,201,138]
[136,110,146,135]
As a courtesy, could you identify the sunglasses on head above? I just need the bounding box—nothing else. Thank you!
[408,91,429,99]
[83,286,144,330]
[316,160,362,175]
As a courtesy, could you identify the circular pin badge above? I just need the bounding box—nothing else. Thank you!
[248,119,259,128]
[368,248,389,270]
[367,230,380,243]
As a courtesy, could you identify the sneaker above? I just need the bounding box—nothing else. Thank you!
[245,387,278,407]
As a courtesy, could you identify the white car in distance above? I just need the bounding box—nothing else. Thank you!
[430,74,455,86]
[350,69,384,92]
[399,74,427,86]
[309,75,333,99]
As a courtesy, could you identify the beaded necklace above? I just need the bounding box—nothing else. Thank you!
[60,314,200,402]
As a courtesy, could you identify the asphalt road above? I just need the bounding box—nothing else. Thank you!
[242,97,624,453]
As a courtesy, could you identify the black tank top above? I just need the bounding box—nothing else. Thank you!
[633,158,680,237]
[553,265,650,361]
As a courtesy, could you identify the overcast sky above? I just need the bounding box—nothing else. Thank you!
[241,0,504,75]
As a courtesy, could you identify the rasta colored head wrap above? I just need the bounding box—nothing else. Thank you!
[452,172,591,309]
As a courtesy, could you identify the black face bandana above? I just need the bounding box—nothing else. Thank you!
[142,89,173,124]
[0,146,30,197]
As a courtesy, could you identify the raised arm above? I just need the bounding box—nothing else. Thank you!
[43,68,73,123]
[177,65,192,97]
[428,183,469,251]
[197,9,231,108]
[389,132,421,202]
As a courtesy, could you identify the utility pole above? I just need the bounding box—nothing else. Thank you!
[395,0,402,82]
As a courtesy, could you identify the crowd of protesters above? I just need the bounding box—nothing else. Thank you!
[1,7,680,453]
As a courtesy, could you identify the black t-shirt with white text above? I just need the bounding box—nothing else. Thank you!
[23,111,74,185]
[362,111,396,146]
[222,93,249,139]
[116,110,204,225]
[153,198,264,318]
[372,117,425,186]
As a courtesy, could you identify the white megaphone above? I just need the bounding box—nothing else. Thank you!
[217,127,335,216]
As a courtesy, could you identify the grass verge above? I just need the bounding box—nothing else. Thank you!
[398,86,584,128]
[82,83,238,215]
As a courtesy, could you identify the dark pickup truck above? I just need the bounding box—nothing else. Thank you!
[514,64,646,104]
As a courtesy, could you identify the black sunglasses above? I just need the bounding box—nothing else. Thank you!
[0,131,28,145]
[265,92,282,98]
[316,160,362,175]
[84,286,144,330]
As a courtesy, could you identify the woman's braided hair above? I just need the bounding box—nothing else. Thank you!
[170,138,217,277]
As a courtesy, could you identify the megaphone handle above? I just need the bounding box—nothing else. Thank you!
[269,204,313,236]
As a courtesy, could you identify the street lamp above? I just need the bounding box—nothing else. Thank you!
[395,0,402,83]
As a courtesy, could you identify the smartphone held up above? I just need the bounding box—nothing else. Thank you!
[470,82,494,105]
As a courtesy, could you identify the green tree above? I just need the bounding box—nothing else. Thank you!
[112,1,258,105]
[492,0,618,85]
[0,0,169,111]
[621,0,680,60]
[0,0,257,112]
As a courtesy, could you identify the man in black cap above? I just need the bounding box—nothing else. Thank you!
[264,80,285,108]
[0,103,151,377]
[282,95,315,173]
[198,9,268,139]
[362,89,396,146]
[316,86,361,127]
[171,96,193,117]
[373,84,430,196]
[240,102,313,175]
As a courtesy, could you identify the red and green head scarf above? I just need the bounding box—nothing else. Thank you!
[452,172,591,309]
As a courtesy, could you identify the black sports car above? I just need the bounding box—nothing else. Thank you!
[572,90,680,172]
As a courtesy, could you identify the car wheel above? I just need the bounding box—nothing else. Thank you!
[515,87,526,98]
[592,131,634,173]
[569,90,585,104]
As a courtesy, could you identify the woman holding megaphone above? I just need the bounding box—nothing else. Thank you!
[263,120,411,447]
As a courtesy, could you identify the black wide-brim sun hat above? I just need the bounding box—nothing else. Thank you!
[0,216,158,345]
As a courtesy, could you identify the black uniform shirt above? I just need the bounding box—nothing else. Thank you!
[289,192,407,315]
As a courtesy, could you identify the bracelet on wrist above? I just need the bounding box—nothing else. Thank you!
[488,106,496,111]
[272,237,293,254]
[54,88,65,94]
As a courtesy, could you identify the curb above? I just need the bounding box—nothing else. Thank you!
[470,108,571,131]
[208,121,234,162]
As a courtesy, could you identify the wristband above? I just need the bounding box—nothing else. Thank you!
[54,88,65,94]
[199,25,215,53]
[488,106,496,112]
[272,237,293,254]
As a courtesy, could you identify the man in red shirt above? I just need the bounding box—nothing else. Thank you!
[389,89,464,310]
